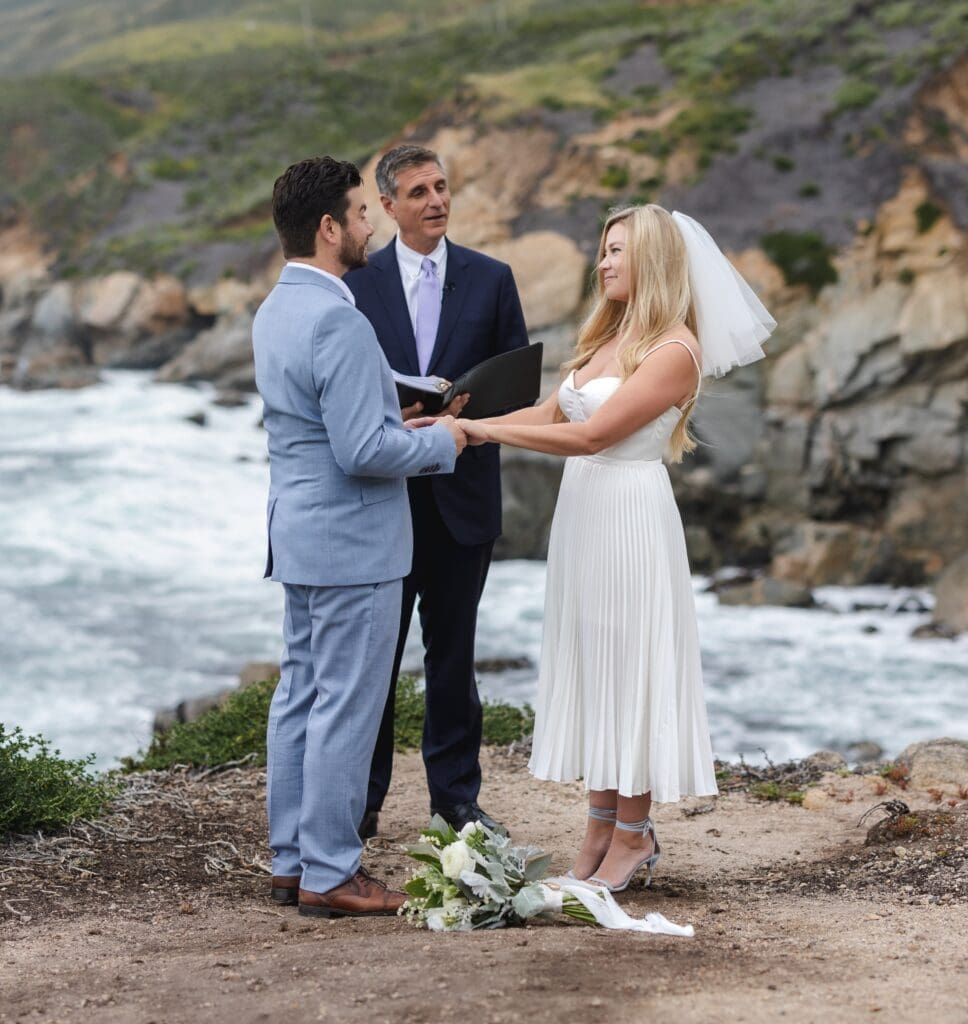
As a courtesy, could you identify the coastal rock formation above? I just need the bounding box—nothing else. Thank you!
[0,47,964,602]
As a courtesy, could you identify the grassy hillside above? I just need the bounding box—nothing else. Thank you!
[0,0,963,279]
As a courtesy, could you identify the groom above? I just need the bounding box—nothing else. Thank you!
[252,156,465,917]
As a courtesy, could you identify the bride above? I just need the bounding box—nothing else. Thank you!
[460,204,775,891]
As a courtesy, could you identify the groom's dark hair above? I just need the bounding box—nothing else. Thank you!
[271,156,362,258]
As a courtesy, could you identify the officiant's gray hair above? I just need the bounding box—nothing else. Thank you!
[375,144,445,198]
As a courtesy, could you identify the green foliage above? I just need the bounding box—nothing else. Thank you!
[0,0,960,274]
[668,100,752,168]
[749,780,805,804]
[897,267,915,285]
[600,164,630,190]
[798,182,821,198]
[128,679,276,771]
[915,200,942,233]
[127,674,534,771]
[149,155,199,180]
[480,699,536,747]
[391,674,427,752]
[761,230,838,293]
[834,79,880,114]
[0,725,118,838]
[772,154,795,172]
[875,2,919,29]
[393,674,535,751]
[625,130,674,159]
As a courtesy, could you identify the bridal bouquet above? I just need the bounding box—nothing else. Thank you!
[399,815,694,936]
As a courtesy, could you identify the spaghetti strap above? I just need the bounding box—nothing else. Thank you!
[644,339,702,406]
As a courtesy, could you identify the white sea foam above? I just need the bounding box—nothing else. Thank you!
[0,372,965,769]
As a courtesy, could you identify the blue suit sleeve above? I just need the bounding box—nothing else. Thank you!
[313,304,456,479]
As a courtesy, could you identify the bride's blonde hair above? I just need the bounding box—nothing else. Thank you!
[563,204,700,461]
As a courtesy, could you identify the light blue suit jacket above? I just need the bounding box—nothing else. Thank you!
[252,264,456,586]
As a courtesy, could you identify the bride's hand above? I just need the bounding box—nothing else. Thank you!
[460,420,491,446]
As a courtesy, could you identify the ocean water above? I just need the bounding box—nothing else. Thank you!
[0,372,965,770]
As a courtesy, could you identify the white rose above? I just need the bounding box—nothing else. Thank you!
[459,821,482,840]
[439,839,476,880]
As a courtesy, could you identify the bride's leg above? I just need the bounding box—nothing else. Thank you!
[570,790,617,880]
[590,792,658,890]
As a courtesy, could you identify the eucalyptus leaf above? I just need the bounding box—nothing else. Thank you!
[427,814,458,843]
[524,852,553,881]
[512,884,553,920]
[405,841,443,866]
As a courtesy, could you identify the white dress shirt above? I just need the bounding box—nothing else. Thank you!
[286,261,356,306]
[394,235,447,335]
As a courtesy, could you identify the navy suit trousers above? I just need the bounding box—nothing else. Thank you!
[366,477,493,812]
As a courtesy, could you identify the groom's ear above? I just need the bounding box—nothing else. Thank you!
[318,213,340,246]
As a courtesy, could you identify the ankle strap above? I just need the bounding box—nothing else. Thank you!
[587,806,617,822]
[615,816,654,834]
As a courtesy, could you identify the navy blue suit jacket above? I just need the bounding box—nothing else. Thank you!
[346,238,529,546]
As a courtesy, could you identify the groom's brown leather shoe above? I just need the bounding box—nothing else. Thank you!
[298,867,406,919]
[270,875,300,906]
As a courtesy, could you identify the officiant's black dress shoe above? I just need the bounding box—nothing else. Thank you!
[430,801,508,837]
[358,810,380,841]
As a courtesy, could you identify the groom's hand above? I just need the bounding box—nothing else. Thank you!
[401,400,424,421]
[438,415,467,455]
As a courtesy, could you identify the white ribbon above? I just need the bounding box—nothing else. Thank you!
[541,878,695,936]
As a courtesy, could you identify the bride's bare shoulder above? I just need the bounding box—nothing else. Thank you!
[652,328,700,363]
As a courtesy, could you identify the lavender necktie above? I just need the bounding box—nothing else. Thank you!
[414,256,441,375]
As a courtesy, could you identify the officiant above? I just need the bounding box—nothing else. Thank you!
[346,144,529,838]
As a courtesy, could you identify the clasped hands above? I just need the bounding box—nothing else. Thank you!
[402,393,490,454]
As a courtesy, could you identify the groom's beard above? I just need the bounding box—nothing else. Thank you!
[339,234,368,271]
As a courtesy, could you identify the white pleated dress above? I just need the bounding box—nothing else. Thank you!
[528,345,719,802]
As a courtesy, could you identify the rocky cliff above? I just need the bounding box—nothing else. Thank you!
[0,4,964,609]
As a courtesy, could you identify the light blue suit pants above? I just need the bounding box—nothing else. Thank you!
[266,579,401,893]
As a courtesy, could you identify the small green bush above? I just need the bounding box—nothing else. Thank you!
[0,725,118,838]
[626,131,673,158]
[128,674,535,770]
[798,182,821,198]
[897,267,915,285]
[773,154,795,172]
[388,674,535,751]
[834,79,879,114]
[481,699,535,747]
[600,164,630,190]
[750,780,804,805]
[669,101,752,169]
[915,200,942,233]
[761,230,839,293]
[128,678,276,771]
[149,155,198,179]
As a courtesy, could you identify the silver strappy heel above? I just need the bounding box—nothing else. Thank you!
[566,805,617,880]
[588,815,661,893]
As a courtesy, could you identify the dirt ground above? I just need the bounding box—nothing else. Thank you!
[2,749,966,1024]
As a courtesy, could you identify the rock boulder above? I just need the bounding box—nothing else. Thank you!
[932,554,968,635]
[897,738,968,790]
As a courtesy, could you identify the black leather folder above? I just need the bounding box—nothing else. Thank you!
[393,342,543,420]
